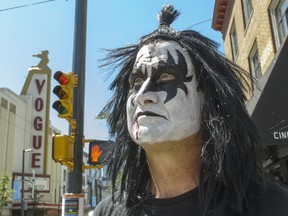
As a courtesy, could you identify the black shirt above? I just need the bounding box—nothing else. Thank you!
[141,189,199,216]
[92,181,288,216]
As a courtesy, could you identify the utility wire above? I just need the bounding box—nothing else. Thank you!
[0,0,60,12]
[1,1,211,30]
[186,18,212,29]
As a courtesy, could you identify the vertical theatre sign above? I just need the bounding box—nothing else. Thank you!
[21,50,51,174]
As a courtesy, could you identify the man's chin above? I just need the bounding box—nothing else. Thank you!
[132,130,173,145]
[131,128,199,146]
[132,136,158,145]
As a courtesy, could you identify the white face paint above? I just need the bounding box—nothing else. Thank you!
[126,41,204,145]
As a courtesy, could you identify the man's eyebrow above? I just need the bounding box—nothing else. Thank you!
[150,65,177,76]
[129,69,146,82]
[131,65,146,74]
[154,60,177,69]
[131,61,182,80]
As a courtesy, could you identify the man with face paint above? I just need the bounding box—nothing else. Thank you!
[93,5,288,216]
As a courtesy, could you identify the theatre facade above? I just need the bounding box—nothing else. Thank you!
[0,64,67,215]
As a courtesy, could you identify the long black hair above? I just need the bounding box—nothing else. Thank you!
[101,5,265,216]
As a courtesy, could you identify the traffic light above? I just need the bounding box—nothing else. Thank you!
[88,140,114,166]
[52,71,77,120]
[52,134,74,170]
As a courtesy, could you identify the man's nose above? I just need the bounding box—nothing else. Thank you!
[136,79,158,105]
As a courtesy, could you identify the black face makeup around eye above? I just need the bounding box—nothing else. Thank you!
[129,69,147,91]
[129,48,194,104]
[129,65,178,93]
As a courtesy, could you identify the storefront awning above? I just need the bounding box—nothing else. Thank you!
[246,37,288,146]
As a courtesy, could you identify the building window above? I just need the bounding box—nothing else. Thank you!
[9,103,16,114]
[249,42,261,89]
[270,0,288,49]
[1,97,8,109]
[63,170,66,181]
[242,0,253,28]
[63,185,66,194]
[230,21,239,61]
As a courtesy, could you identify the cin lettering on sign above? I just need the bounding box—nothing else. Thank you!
[273,131,288,140]
[32,79,46,168]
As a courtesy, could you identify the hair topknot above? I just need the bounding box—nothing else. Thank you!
[157,4,180,27]
[140,4,180,45]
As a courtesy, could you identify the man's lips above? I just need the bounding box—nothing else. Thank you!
[136,111,167,121]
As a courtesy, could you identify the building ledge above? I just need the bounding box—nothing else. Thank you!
[212,0,229,31]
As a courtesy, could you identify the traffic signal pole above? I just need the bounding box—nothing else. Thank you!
[68,0,87,194]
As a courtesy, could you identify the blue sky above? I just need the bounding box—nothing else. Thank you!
[0,0,222,148]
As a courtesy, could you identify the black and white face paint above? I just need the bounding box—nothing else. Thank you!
[126,41,204,145]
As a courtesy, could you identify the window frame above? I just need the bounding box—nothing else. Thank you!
[242,0,253,28]
[9,103,16,114]
[1,97,8,109]
[269,0,288,50]
[249,41,262,90]
[230,21,239,62]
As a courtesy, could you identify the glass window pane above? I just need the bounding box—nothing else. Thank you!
[275,0,288,45]
[243,0,253,27]
[230,22,239,61]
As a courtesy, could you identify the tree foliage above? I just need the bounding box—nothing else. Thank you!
[0,173,13,216]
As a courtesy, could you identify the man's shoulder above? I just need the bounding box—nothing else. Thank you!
[264,180,288,203]
[258,181,288,216]
[92,192,128,216]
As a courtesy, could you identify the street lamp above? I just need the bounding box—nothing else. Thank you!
[21,148,33,216]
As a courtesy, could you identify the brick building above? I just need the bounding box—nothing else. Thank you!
[212,0,288,183]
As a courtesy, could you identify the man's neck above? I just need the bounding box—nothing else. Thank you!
[142,133,200,199]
